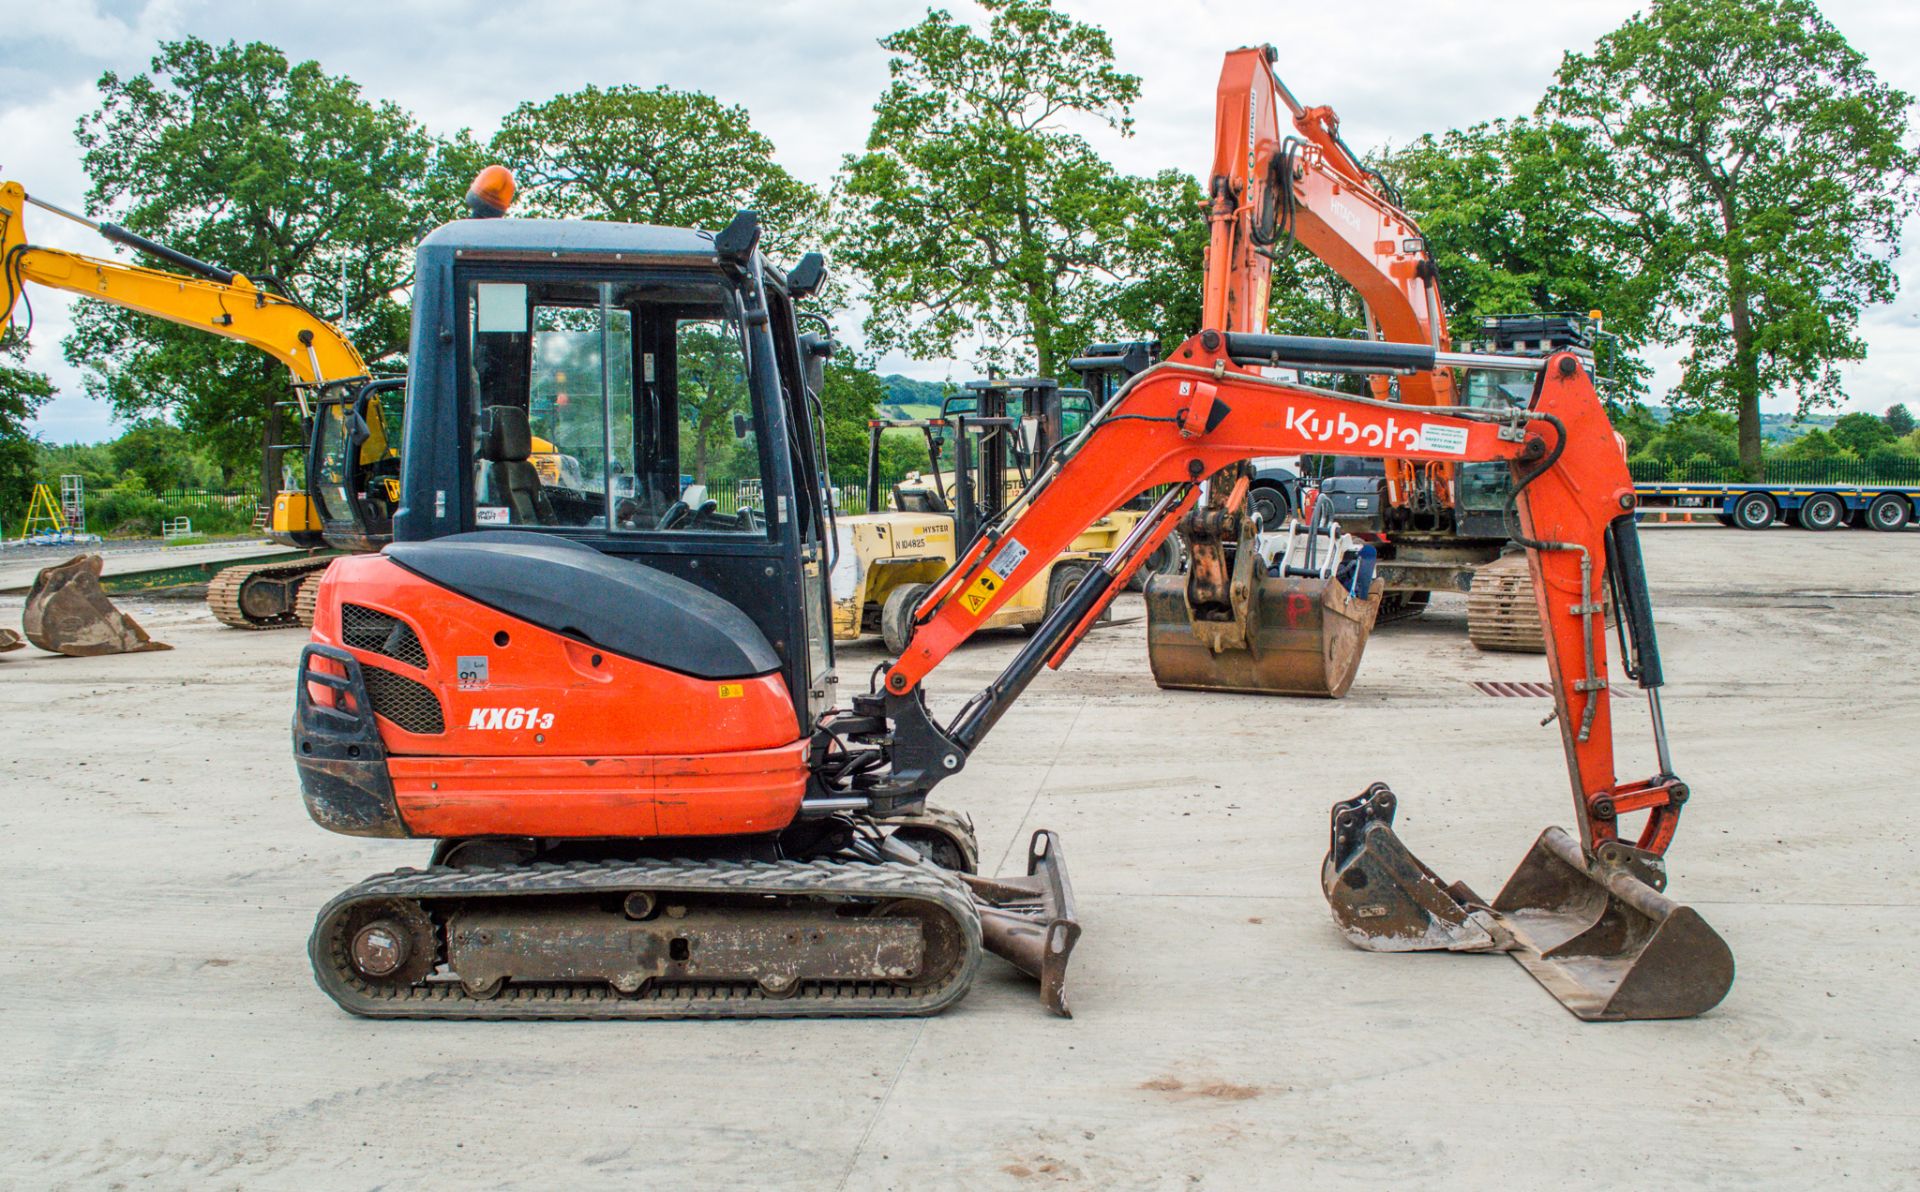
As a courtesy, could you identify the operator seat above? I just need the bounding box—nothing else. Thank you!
[479,405,554,525]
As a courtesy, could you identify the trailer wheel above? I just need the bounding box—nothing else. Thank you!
[1799,492,1845,531]
[1867,492,1911,532]
[1732,492,1776,530]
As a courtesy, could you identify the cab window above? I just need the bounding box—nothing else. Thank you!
[464,274,770,535]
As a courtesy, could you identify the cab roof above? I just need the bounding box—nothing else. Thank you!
[417,216,722,261]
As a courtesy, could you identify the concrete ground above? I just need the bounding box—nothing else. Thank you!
[1,528,1914,1189]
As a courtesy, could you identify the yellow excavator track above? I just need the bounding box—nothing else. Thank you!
[205,560,332,630]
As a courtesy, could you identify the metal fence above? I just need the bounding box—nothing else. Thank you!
[155,489,258,513]
[1629,458,1920,485]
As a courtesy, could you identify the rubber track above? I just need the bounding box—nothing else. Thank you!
[206,559,331,630]
[310,857,985,1020]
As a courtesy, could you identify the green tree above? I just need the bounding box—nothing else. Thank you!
[1643,409,1740,468]
[1382,120,1657,399]
[491,85,823,254]
[1612,402,1665,455]
[1542,0,1920,477]
[0,330,55,526]
[106,418,219,493]
[1829,410,1896,456]
[833,0,1147,376]
[68,38,461,491]
[1779,427,1852,460]
[1885,403,1916,436]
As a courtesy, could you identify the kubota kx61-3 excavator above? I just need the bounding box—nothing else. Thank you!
[0,180,401,631]
[291,51,1732,1024]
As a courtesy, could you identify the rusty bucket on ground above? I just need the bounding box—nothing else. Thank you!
[22,554,171,657]
[1322,784,1734,1021]
[1144,521,1381,699]
[960,830,1081,1017]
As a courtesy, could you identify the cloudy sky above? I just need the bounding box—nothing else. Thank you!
[7,0,1919,443]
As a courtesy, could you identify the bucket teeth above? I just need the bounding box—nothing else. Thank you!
[960,830,1080,1017]
[1321,786,1735,1021]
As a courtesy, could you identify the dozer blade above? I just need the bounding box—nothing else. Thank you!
[0,627,23,652]
[1322,785,1734,1021]
[22,554,171,657]
[1144,571,1380,698]
[960,830,1081,1017]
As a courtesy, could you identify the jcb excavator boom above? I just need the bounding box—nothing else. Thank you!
[1,183,370,387]
[1,182,387,630]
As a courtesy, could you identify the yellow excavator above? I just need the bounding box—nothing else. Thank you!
[1,179,396,629]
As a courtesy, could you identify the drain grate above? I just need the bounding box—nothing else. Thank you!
[1474,680,1553,698]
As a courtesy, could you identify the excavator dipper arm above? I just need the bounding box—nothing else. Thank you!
[832,327,1728,1020]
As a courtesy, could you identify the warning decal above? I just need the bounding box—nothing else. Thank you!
[1416,423,1469,455]
[959,572,1001,616]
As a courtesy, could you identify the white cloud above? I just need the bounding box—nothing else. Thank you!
[8,0,1920,438]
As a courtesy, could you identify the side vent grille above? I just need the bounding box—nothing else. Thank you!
[363,665,445,734]
[342,603,429,669]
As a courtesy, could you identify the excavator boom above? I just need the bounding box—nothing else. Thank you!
[846,324,1727,1020]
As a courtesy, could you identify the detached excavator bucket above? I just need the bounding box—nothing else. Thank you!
[1147,512,1381,698]
[1322,785,1733,1021]
[960,830,1081,1017]
[22,554,171,657]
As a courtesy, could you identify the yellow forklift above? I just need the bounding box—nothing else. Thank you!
[833,375,1159,652]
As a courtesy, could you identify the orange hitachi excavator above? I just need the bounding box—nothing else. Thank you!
[292,50,1731,1024]
[1145,49,1589,697]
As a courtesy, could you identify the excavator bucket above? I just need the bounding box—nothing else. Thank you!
[22,554,172,657]
[1145,521,1381,698]
[1323,785,1733,1021]
[960,830,1081,1017]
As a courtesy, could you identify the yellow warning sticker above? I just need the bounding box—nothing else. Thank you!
[959,572,1001,616]
[717,683,745,699]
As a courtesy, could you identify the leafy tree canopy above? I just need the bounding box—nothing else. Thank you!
[67,37,464,485]
[833,0,1163,376]
[492,84,824,256]
[0,329,55,524]
[1541,0,1920,476]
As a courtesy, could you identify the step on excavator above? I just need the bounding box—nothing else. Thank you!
[0,179,402,635]
[292,45,1731,1024]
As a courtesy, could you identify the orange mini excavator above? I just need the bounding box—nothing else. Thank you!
[293,52,1732,1023]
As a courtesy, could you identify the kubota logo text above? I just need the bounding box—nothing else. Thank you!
[1280,406,1467,455]
[467,706,556,730]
